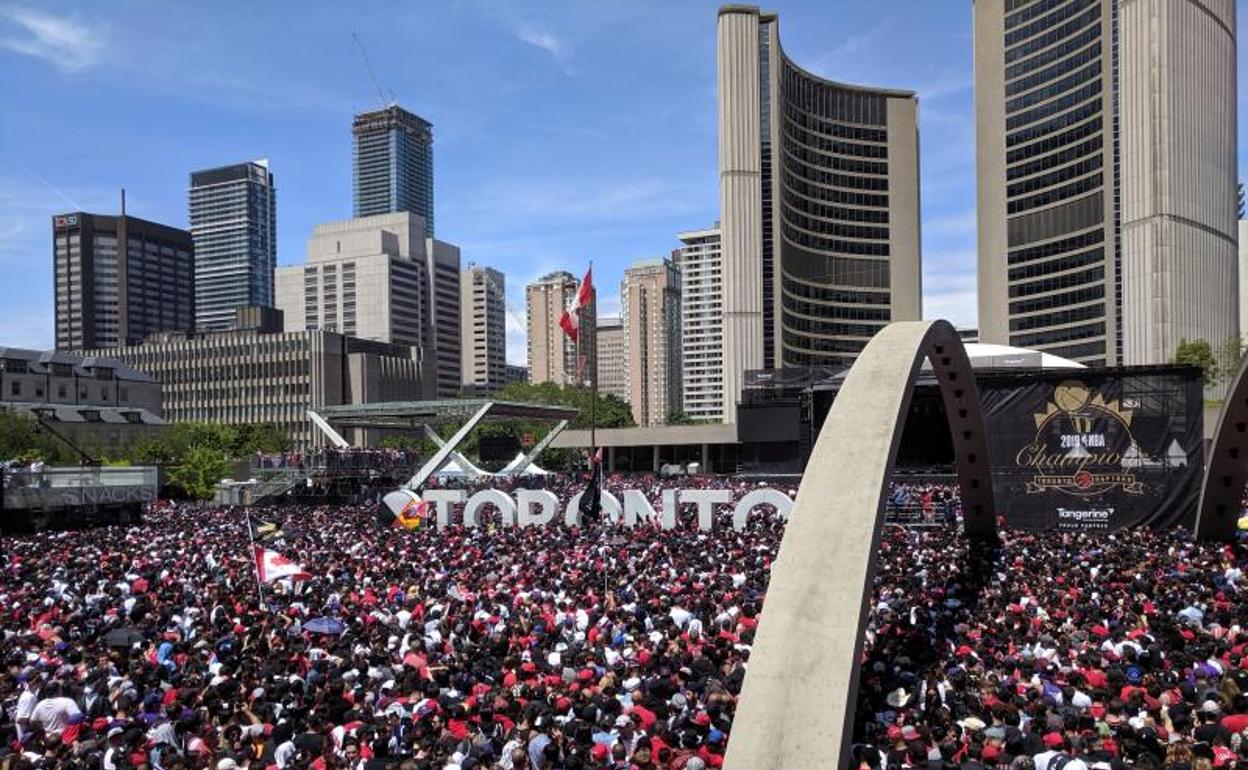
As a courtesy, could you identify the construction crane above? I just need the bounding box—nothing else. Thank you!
[351,29,396,108]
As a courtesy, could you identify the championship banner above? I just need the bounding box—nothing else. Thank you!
[978,367,1203,532]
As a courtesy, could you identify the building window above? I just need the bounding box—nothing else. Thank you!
[57,385,67,399]
[81,410,102,422]
[119,387,128,402]
[9,381,19,397]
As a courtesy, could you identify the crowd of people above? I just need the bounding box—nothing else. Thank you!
[0,474,1247,770]
[253,450,422,473]
[885,482,962,525]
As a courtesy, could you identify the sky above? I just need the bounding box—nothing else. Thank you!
[1,1,1246,365]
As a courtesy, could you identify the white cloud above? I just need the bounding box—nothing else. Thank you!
[0,6,104,73]
[924,208,977,238]
[517,25,564,58]
[922,252,978,328]
[453,178,700,224]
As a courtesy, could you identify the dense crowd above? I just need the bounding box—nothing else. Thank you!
[254,450,422,473]
[1,475,1247,770]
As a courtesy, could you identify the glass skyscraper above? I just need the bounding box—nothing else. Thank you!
[188,159,277,332]
[352,104,434,237]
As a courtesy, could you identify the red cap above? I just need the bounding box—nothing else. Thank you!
[1043,732,1064,748]
[591,743,609,761]
[694,712,711,726]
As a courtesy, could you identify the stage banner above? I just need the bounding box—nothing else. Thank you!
[978,368,1203,532]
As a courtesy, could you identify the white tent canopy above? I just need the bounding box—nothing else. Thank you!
[500,452,551,476]
[432,455,492,479]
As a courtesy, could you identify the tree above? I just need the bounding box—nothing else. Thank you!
[494,382,635,429]
[166,445,232,500]
[0,410,74,464]
[667,410,696,425]
[1174,338,1219,386]
[1218,335,1246,387]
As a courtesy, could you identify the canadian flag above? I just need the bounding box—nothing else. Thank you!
[254,546,311,583]
[558,266,593,342]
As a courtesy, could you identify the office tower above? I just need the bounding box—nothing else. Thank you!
[976,0,1238,366]
[505,364,529,385]
[674,226,725,422]
[596,316,628,404]
[526,271,596,387]
[717,6,922,421]
[1240,221,1248,343]
[352,105,435,236]
[622,259,682,426]
[460,265,507,394]
[425,238,461,397]
[189,159,277,332]
[53,208,194,351]
[275,212,445,398]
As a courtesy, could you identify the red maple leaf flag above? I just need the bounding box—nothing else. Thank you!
[254,546,311,583]
[559,266,593,342]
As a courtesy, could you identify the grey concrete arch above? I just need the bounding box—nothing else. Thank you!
[723,320,996,770]
[1196,354,1248,541]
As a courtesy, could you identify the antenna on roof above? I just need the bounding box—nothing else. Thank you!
[350,28,391,109]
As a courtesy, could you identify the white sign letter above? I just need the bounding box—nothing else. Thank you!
[463,490,517,528]
[421,489,466,528]
[516,489,559,527]
[680,489,731,531]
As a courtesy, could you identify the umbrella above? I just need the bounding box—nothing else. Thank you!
[102,627,145,647]
[304,617,346,635]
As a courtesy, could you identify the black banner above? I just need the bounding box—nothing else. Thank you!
[978,367,1203,532]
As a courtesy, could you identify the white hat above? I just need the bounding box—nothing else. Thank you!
[217,761,239,770]
[107,727,124,740]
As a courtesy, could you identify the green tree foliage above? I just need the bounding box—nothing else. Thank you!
[1174,338,1220,386]
[166,445,232,500]
[1217,335,1247,387]
[0,410,76,464]
[133,422,292,465]
[494,381,634,429]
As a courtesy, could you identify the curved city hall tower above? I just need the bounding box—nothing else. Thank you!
[976,0,1238,366]
[717,5,922,421]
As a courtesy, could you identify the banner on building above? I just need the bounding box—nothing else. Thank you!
[978,368,1203,532]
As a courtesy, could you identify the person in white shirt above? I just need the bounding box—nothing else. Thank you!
[13,675,40,743]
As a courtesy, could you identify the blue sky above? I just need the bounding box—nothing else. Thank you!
[1,1,1245,364]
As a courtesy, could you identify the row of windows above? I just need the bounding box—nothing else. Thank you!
[1005,24,1100,82]
[781,199,891,241]
[784,177,890,210]
[782,121,889,159]
[783,152,889,192]
[781,187,891,224]
[1009,136,1103,186]
[1007,192,1104,248]
[1008,265,1104,298]
[1006,80,1101,132]
[1005,0,1096,47]
[1009,301,1105,332]
[781,220,891,257]
[782,276,891,305]
[780,64,888,127]
[1043,340,1106,360]
[784,140,889,176]
[1006,0,1086,33]
[1005,5,1100,65]
[782,102,888,143]
[1005,60,1101,114]
[1007,115,1101,164]
[784,298,891,322]
[1011,321,1105,348]
[1007,169,1101,214]
[781,330,872,354]
[1006,41,1101,99]
[1007,154,1102,199]
[1008,246,1104,280]
[1008,282,1104,316]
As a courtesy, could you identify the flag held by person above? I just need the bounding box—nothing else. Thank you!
[253,546,311,583]
[559,266,593,342]
[579,447,604,525]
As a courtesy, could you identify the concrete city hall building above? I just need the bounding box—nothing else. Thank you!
[975,0,1239,366]
[716,5,922,421]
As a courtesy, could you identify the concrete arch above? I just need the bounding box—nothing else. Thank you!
[1196,355,1248,541]
[724,320,996,770]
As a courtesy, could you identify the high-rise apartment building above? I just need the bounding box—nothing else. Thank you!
[674,226,725,422]
[622,259,682,426]
[526,271,596,388]
[53,209,195,351]
[717,6,922,421]
[189,160,277,332]
[975,0,1238,366]
[352,105,435,237]
[460,265,507,394]
[595,316,628,404]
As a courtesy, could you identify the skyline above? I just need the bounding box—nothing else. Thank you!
[2,1,1247,365]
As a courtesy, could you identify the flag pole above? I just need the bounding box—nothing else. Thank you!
[245,508,266,611]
